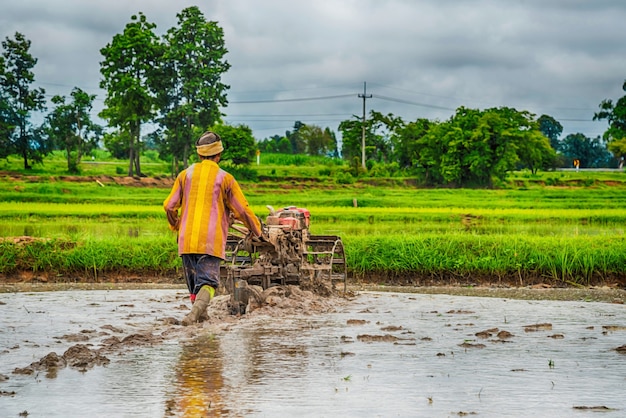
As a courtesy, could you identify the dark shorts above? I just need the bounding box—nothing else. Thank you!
[181,254,221,295]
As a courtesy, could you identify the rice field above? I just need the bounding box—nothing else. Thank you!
[1,176,625,286]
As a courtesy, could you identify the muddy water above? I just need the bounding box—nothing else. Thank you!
[1,290,625,417]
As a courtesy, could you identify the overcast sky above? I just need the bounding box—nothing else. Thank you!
[2,0,625,141]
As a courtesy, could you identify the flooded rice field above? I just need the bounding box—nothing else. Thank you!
[1,288,625,417]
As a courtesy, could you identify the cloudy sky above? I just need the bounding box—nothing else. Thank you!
[2,0,625,141]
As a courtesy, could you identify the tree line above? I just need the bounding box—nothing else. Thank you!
[1,7,625,187]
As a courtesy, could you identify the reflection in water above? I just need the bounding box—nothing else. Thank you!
[225,323,311,382]
[167,334,226,417]
[218,318,338,416]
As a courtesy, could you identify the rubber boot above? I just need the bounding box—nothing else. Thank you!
[182,286,213,326]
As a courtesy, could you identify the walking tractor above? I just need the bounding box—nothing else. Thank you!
[222,205,347,313]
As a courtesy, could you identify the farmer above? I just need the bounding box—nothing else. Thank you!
[164,131,262,326]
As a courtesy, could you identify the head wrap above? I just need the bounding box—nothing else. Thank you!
[196,131,224,156]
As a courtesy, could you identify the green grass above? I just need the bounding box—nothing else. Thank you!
[1,156,626,286]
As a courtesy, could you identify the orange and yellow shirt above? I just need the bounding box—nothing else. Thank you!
[163,160,261,258]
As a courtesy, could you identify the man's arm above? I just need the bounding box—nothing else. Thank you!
[163,175,183,231]
[226,178,261,237]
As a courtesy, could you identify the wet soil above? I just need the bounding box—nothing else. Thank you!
[1,277,623,361]
[2,281,625,416]
[1,278,623,382]
[0,282,348,381]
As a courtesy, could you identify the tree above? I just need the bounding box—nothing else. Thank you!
[103,130,131,160]
[286,121,306,154]
[338,116,362,161]
[499,108,556,174]
[537,114,563,151]
[0,32,47,169]
[0,89,15,153]
[594,80,626,168]
[210,123,256,165]
[413,107,552,187]
[391,118,431,169]
[277,137,291,154]
[559,133,613,168]
[325,127,339,158]
[338,111,401,166]
[298,124,336,156]
[607,139,626,169]
[158,6,230,168]
[257,134,283,153]
[100,13,163,177]
[44,87,101,173]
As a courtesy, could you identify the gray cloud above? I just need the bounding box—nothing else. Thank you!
[2,0,625,140]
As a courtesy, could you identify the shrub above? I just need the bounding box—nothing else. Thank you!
[318,168,332,176]
[335,172,355,184]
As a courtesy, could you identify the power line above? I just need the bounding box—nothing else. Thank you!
[373,94,456,111]
[230,93,354,104]
[226,112,348,117]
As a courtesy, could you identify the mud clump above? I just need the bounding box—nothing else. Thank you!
[602,325,626,332]
[357,334,400,343]
[497,330,514,339]
[614,344,626,354]
[100,324,124,333]
[380,325,403,332]
[63,344,110,370]
[346,319,368,325]
[12,344,110,377]
[524,323,552,332]
[458,342,486,349]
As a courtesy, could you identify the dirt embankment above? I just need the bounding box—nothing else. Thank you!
[2,173,175,188]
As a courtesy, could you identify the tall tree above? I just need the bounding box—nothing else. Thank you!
[44,87,101,173]
[537,114,563,151]
[594,79,626,168]
[100,13,162,177]
[0,32,47,169]
[159,6,230,168]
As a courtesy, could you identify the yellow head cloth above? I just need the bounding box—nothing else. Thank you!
[196,141,224,157]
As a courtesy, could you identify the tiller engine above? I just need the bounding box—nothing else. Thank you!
[222,206,346,313]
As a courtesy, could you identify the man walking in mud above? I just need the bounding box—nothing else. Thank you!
[164,131,262,326]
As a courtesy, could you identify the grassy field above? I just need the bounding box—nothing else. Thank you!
[1,152,626,287]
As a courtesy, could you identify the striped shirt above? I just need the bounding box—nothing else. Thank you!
[163,159,261,258]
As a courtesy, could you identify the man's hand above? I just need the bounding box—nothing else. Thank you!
[244,232,268,251]
[166,210,180,231]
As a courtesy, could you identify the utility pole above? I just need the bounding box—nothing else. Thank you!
[358,81,372,170]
